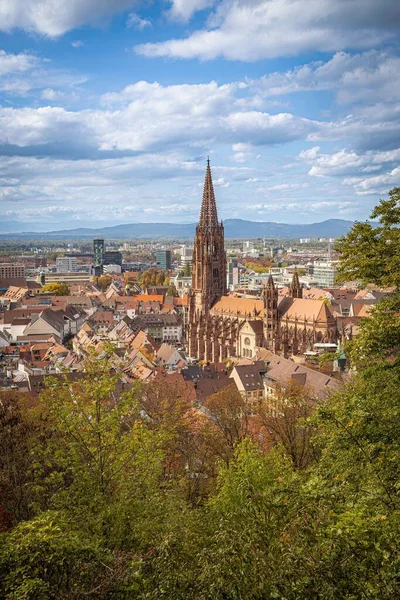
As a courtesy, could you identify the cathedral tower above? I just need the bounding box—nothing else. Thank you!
[289,269,303,298]
[191,158,226,312]
[188,159,226,358]
[263,273,279,350]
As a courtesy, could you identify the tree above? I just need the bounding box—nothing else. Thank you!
[138,268,166,290]
[204,385,250,455]
[336,188,400,367]
[258,381,318,469]
[335,187,400,287]
[0,392,46,526]
[96,274,112,291]
[0,514,123,600]
[156,271,165,286]
[183,261,191,277]
[41,282,70,296]
[347,294,400,368]
[166,283,179,297]
[196,441,299,600]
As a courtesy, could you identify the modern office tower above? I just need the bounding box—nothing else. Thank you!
[103,251,123,266]
[93,238,105,266]
[155,250,172,271]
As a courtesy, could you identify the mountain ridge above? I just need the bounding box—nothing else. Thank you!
[0,218,356,239]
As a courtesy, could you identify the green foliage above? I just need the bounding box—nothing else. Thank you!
[0,513,116,600]
[166,283,179,297]
[41,282,70,296]
[183,261,191,277]
[335,186,400,287]
[347,293,400,368]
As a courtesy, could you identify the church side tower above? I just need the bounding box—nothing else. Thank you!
[263,273,279,350]
[188,159,226,359]
[289,269,303,298]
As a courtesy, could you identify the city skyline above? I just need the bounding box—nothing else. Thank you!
[0,0,400,230]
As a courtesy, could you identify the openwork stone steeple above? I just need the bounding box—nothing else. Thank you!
[199,157,219,231]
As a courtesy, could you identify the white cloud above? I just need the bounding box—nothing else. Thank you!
[167,0,216,22]
[143,204,194,214]
[0,0,141,37]
[249,51,400,105]
[262,183,308,191]
[0,49,40,76]
[213,177,229,188]
[0,49,87,99]
[249,200,353,214]
[0,153,211,223]
[71,40,84,48]
[1,80,316,155]
[4,74,399,161]
[298,145,400,199]
[300,146,400,177]
[310,105,400,152]
[41,88,80,101]
[344,167,400,196]
[126,12,151,29]
[136,0,400,61]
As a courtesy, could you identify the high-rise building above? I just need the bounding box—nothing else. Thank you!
[243,241,254,252]
[313,260,338,287]
[155,250,172,271]
[0,263,25,279]
[227,257,239,289]
[178,245,193,269]
[56,256,78,273]
[103,251,123,267]
[93,239,105,266]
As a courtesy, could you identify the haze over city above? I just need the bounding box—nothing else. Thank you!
[0,0,399,231]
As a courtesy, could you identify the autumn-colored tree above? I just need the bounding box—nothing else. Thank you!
[41,282,70,296]
[259,381,318,469]
[96,274,112,291]
[204,385,250,455]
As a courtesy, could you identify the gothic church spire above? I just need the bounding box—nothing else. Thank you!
[199,157,219,230]
[289,268,303,298]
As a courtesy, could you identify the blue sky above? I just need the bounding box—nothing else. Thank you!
[0,0,400,231]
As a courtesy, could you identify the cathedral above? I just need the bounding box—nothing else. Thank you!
[187,160,338,362]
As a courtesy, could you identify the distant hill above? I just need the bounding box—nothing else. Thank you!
[0,218,356,240]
